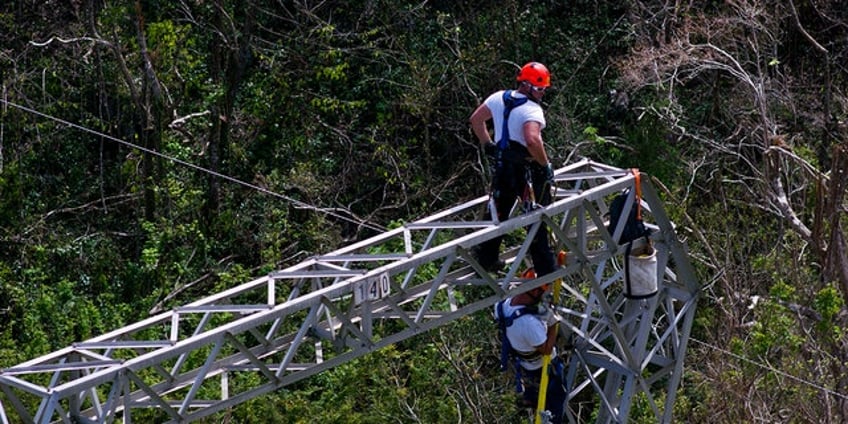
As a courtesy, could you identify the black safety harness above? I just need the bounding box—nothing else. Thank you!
[496,300,542,393]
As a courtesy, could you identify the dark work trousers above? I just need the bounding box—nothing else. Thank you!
[521,361,567,424]
[479,141,556,276]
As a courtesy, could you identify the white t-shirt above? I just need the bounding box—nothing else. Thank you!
[484,90,546,148]
[495,299,548,370]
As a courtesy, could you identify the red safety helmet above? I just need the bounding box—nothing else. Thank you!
[521,267,550,291]
[516,62,551,88]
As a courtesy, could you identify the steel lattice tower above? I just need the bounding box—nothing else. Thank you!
[0,159,699,423]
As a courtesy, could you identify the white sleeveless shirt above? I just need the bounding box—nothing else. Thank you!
[495,298,548,370]
[484,90,546,148]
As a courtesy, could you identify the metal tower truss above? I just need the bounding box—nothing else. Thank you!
[0,159,700,424]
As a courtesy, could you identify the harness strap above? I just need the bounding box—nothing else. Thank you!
[497,301,511,372]
[514,349,543,362]
[490,92,529,203]
[496,90,528,150]
[632,168,642,220]
[497,300,542,393]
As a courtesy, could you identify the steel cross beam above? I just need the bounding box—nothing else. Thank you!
[0,159,699,424]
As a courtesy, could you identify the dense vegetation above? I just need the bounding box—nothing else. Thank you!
[1,1,847,422]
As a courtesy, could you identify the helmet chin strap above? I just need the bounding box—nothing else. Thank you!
[518,82,543,103]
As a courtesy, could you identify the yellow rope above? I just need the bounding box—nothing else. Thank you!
[534,250,566,424]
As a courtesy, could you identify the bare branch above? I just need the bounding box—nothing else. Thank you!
[29,35,108,48]
[170,110,212,128]
[788,0,829,54]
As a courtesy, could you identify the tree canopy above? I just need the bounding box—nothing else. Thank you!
[2,1,847,422]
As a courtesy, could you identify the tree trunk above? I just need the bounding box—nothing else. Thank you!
[133,0,166,222]
[825,143,848,300]
[204,0,253,224]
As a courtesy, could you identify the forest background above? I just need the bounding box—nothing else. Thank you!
[1,1,847,423]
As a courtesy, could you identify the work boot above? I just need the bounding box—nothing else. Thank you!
[471,246,505,272]
[482,258,506,272]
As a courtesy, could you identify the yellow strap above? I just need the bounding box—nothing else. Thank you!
[534,251,566,424]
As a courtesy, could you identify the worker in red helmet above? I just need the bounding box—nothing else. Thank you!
[469,62,557,276]
[494,268,566,423]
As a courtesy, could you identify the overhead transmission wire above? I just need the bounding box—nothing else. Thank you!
[689,337,848,401]
[0,99,386,233]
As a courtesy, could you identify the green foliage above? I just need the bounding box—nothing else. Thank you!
[583,126,605,145]
[239,314,514,424]
[4,0,846,422]
[256,346,411,423]
[813,283,844,337]
[10,278,120,358]
[0,163,24,226]
[747,281,803,359]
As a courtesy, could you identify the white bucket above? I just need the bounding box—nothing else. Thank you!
[624,242,658,299]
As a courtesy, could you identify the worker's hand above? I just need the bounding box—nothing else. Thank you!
[544,163,555,185]
[483,141,498,158]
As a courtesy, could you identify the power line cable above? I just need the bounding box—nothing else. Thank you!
[690,337,848,401]
[0,99,386,233]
